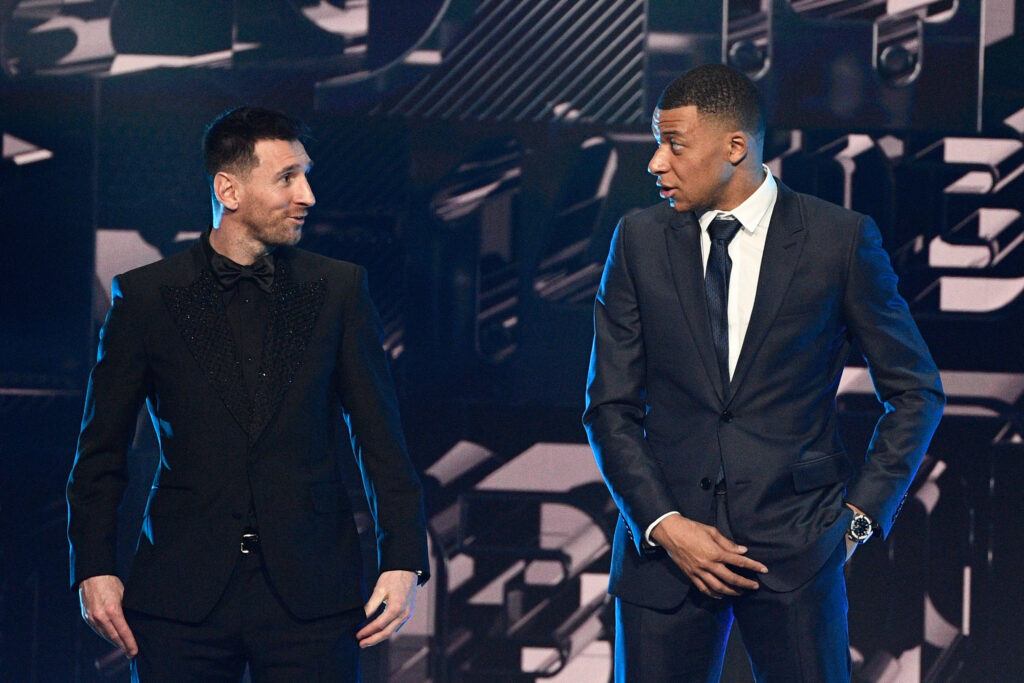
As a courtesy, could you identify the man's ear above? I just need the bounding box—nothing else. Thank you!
[213,171,239,211]
[727,130,749,166]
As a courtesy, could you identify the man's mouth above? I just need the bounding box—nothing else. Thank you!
[657,184,675,199]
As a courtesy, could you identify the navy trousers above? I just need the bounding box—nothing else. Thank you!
[614,491,851,682]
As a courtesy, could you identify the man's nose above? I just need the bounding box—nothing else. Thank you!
[295,176,315,207]
[648,147,667,176]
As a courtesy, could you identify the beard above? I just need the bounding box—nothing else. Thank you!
[250,218,302,248]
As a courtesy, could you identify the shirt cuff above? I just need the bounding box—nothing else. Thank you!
[645,511,682,546]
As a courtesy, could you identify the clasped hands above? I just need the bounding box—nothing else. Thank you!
[651,503,864,599]
[78,569,419,658]
[649,514,767,599]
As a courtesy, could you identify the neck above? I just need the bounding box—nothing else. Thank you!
[208,223,271,265]
[710,162,765,214]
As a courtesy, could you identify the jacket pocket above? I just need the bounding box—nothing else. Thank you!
[790,451,851,493]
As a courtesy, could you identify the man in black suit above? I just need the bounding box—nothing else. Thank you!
[583,64,944,681]
[67,107,429,681]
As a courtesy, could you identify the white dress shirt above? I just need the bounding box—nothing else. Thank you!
[645,167,779,545]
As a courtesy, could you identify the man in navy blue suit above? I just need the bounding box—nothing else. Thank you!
[584,64,943,681]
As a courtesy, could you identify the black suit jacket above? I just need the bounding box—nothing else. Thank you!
[67,239,429,623]
[583,182,944,609]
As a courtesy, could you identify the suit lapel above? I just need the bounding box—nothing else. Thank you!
[161,244,252,435]
[248,250,327,443]
[728,183,806,402]
[664,210,727,402]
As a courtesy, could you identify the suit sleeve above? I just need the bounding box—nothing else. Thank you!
[842,216,945,538]
[337,266,429,582]
[66,275,149,588]
[583,221,677,554]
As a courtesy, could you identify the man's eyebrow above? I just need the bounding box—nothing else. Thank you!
[279,159,313,174]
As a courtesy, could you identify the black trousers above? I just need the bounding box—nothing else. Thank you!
[127,548,363,682]
[614,491,851,683]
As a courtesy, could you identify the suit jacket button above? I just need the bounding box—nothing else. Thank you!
[700,477,713,490]
[720,410,733,423]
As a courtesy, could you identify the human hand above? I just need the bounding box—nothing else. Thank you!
[78,574,138,658]
[650,514,768,599]
[356,570,418,648]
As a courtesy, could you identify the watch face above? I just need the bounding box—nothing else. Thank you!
[850,514,872,541]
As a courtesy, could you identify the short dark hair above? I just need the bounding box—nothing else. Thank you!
[202,106,309,183]
[657,64,765,139]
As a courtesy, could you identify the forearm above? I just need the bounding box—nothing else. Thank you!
[67,274,148,587]
[845,384,943,535]
[842,216,945,535]
[585,406,677,542]
[584,221,677,548]
[68,394,136,577]
[338,266,429,578]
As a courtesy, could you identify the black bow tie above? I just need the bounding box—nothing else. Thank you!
[209,251,275,293]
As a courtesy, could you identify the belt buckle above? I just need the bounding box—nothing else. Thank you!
[240,531,259,554]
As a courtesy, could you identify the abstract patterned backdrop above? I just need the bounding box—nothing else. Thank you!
[2,1,1022,681]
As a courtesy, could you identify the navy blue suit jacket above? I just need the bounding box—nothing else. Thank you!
[583,182,943,609]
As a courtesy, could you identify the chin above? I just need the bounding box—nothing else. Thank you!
[265,227,302,247]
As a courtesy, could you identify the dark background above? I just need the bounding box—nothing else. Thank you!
[2,1,1023,680]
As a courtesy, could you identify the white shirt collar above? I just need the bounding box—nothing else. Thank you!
[698,165,777,235]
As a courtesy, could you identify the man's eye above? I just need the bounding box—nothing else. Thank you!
[670,141,683,151]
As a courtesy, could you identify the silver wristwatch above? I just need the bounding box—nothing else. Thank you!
[847,511,874,544]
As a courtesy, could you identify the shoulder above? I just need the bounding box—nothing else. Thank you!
[279,246,364,287]
[782,184,867,230]
[618,201,678,233]
[113,244,200,297]
[776,185,891,281]
[612,201,679,255]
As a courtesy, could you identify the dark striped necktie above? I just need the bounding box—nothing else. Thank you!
[705,215,742,391]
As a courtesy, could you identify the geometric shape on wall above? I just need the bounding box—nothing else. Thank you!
[390,0,646,125]
[937,275,1024,312]
[1,132,52,165]
[928,208,1023,268]
[839,368,1024,419]
[94,229,164,302]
